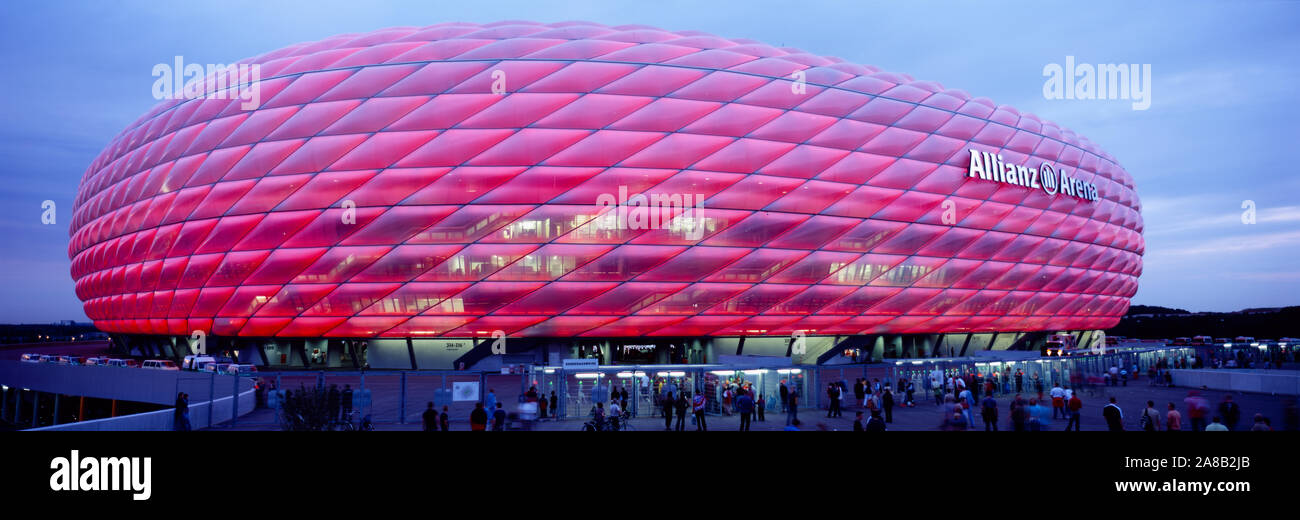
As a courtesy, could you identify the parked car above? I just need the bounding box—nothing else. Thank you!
[38,355,54,363]
[225,364,258,376]
[84,356,111,366]
[20,353,43,363]
[141,359,179,370]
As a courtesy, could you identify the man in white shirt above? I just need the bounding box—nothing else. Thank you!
[1050,384,1065,418]
[608,400,623,430]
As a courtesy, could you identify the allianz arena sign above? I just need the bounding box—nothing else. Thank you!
[966,149,1098,202]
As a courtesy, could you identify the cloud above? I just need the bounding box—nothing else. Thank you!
[1145,204,1300,235]
[1149,229,1300,257]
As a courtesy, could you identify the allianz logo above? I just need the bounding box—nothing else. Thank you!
[966,149,1098,202]
[49,450,152,501]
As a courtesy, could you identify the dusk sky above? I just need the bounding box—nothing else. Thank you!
[1,0,1297,323]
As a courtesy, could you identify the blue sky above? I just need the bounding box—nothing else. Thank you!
[1,0,1297,322]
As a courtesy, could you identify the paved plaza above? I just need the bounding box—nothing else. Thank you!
[222,375,1297,431]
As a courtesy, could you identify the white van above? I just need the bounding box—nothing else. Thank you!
[142,359,179,371]
[182,355,216,371]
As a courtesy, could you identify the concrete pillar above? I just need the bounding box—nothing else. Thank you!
[31,391,40,428]
[52,394,60,426]
[79,396,86,423]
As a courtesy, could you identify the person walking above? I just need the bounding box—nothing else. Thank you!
[854,411,865,431]
[492,402,507,431]
[826,383,841,418]
[549,391,558,420]
[1050,384,1065,419]
[173,392,191,432]
[1064,392,1083,431]
[422,402,437,431]
[484,389,497,417]
[779,381,789,413]
[1184,391,1209,431]
[756,394,766,421]
[662,391,674,430]
[608,399,622,431]
[737,389,754,431]
[980,394,998,431]
[537,392,548,419]
[1010,396,1027,432]
[1218,395,1241,431]
[692,391,708,431]
[674,392,688,431]
[786,388,800,426]
[866,410,886,431]
[470,402,488,431]
[1103,397,1124,431]
[1165,403,1182,431]
[439,406,450,431]
[882,386,895,423]
[1140,400,1161,431]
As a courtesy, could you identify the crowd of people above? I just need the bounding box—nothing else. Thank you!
[932,379,1297,431]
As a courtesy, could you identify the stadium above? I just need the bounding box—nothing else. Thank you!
[67,20,1144,370]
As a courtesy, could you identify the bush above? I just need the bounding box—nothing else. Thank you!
[279,385,335,431]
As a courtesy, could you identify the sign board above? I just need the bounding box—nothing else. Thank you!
[452,381,480,402]
[561,358,599,370]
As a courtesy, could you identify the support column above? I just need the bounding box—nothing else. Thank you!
[52,394,60,426]
[399,372,407,424]
[79,396,86,423]
[32,391,41,428]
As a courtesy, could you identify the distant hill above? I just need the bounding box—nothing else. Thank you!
[1125,305,1190,315]
[1108,306,1300,339]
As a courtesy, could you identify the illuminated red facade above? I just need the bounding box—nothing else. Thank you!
[69,21,1143,339]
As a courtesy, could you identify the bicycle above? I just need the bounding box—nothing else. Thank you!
[337,410,373,431]
[581,411,634,431]
[615,411,636,431]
